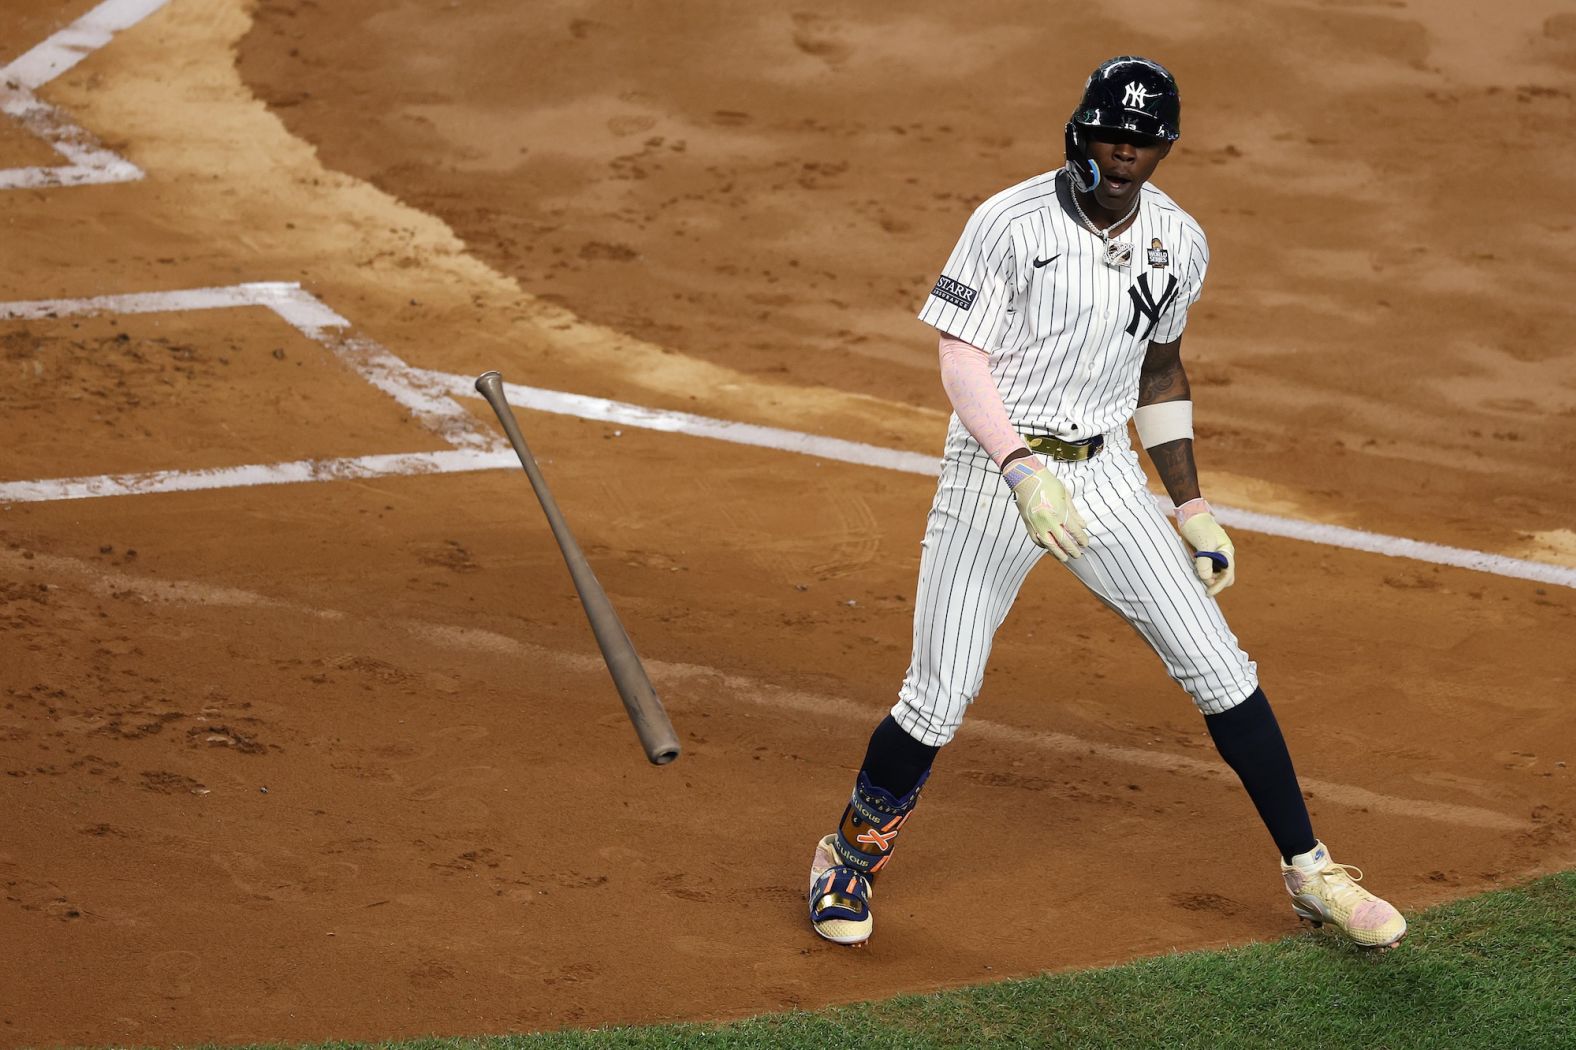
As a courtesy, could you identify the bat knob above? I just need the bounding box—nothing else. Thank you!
[475,370,504,396]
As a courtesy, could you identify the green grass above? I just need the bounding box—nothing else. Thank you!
[264,872,1573,1050]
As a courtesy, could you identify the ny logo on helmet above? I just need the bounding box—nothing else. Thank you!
[1123,82,1153,109]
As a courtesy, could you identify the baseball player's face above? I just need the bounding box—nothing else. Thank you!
[1085,130,1172,212]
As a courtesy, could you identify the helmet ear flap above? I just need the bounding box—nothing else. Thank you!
[1063,121,1100,193]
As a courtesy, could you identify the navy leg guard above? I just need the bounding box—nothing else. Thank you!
[832,769,928,876]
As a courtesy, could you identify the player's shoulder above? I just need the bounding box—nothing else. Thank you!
[966,168,1064,230]
[1141,181,1207,249]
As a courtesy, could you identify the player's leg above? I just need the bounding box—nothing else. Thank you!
[807,715,938,944]
[892,449,1044,747]
[1207,690,1405,947]
[809,449,1042,945]
[1055,471,1313,857]
[1061,440,1405,947]
[1058,450,1259,713]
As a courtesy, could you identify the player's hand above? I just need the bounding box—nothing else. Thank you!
[1009,466,1088,561]
[1178,510,1235,596]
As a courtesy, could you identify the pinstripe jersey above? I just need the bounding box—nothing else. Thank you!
[918,168,1208,451]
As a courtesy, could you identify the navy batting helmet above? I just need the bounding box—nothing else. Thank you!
[1064,56,1181,192]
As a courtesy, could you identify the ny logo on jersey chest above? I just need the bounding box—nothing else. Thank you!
[1125,273,1179,341]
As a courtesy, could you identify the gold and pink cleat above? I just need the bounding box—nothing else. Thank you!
[1281,841,1406,949]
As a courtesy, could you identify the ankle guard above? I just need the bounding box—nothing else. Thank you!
[832,770,928,876]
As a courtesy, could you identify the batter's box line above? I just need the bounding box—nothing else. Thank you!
[0,281,505,499]
[0,0,171,191]
[404,368,1576,592]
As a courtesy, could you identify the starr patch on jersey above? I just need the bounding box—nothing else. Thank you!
[930,275,978,310]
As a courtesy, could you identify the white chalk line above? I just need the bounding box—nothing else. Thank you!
[0,83,143,189]
[1,0,170,90]
[1208,507,1571,586]
[2,281,1571,592]
[417,369,1576,591]
[410,366,940,476]
[0,546,1525,833]
[0,281,333,321]
[0,449,515,503]
[0,282,503,502]
[0,0,170,190]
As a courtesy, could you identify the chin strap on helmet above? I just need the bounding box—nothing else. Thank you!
[1063,121,1100,193]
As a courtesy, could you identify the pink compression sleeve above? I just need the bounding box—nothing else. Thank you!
[937,333,1026,468]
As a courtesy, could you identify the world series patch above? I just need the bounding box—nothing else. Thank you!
[930,275,978,311]
[1147,238,1169,267]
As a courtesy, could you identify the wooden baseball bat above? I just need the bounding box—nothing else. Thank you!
[473,371,681,766]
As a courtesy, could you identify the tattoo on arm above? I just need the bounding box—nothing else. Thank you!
[1137,338,1191,406]
[1138,337,1200,505]
[1147,438,1201,507]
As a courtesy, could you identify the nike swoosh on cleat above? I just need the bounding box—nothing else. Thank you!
[1033,255,1060,268]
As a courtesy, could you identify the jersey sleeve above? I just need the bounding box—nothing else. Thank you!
[1148,221,1208,344]
[917,198,1021,351]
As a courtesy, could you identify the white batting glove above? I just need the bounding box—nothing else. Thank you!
[1176,501,1235,596]
[1007,463,1088,561]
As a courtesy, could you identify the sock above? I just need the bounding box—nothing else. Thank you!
[1204,687,1317,863]
[859,715,940,798]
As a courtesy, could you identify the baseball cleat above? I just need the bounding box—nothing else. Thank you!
[808,833,873,945]
[1281,842,1406,949]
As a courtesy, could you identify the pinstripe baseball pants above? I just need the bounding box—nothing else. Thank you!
[892,426,1258,747]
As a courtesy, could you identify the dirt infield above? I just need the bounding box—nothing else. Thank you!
[2,1,1574,1047]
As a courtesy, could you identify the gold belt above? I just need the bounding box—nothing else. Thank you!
[1023,432,1105,462]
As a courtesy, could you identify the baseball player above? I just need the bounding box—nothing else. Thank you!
[807,57,1406,950]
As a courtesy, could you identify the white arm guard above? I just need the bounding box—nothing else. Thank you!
[1133,400,1193,449]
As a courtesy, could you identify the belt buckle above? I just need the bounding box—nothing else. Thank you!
[1027,433,1103,462]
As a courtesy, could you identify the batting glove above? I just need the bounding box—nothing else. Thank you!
[1177,502,1235,596]
[1008,464,1088,561]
